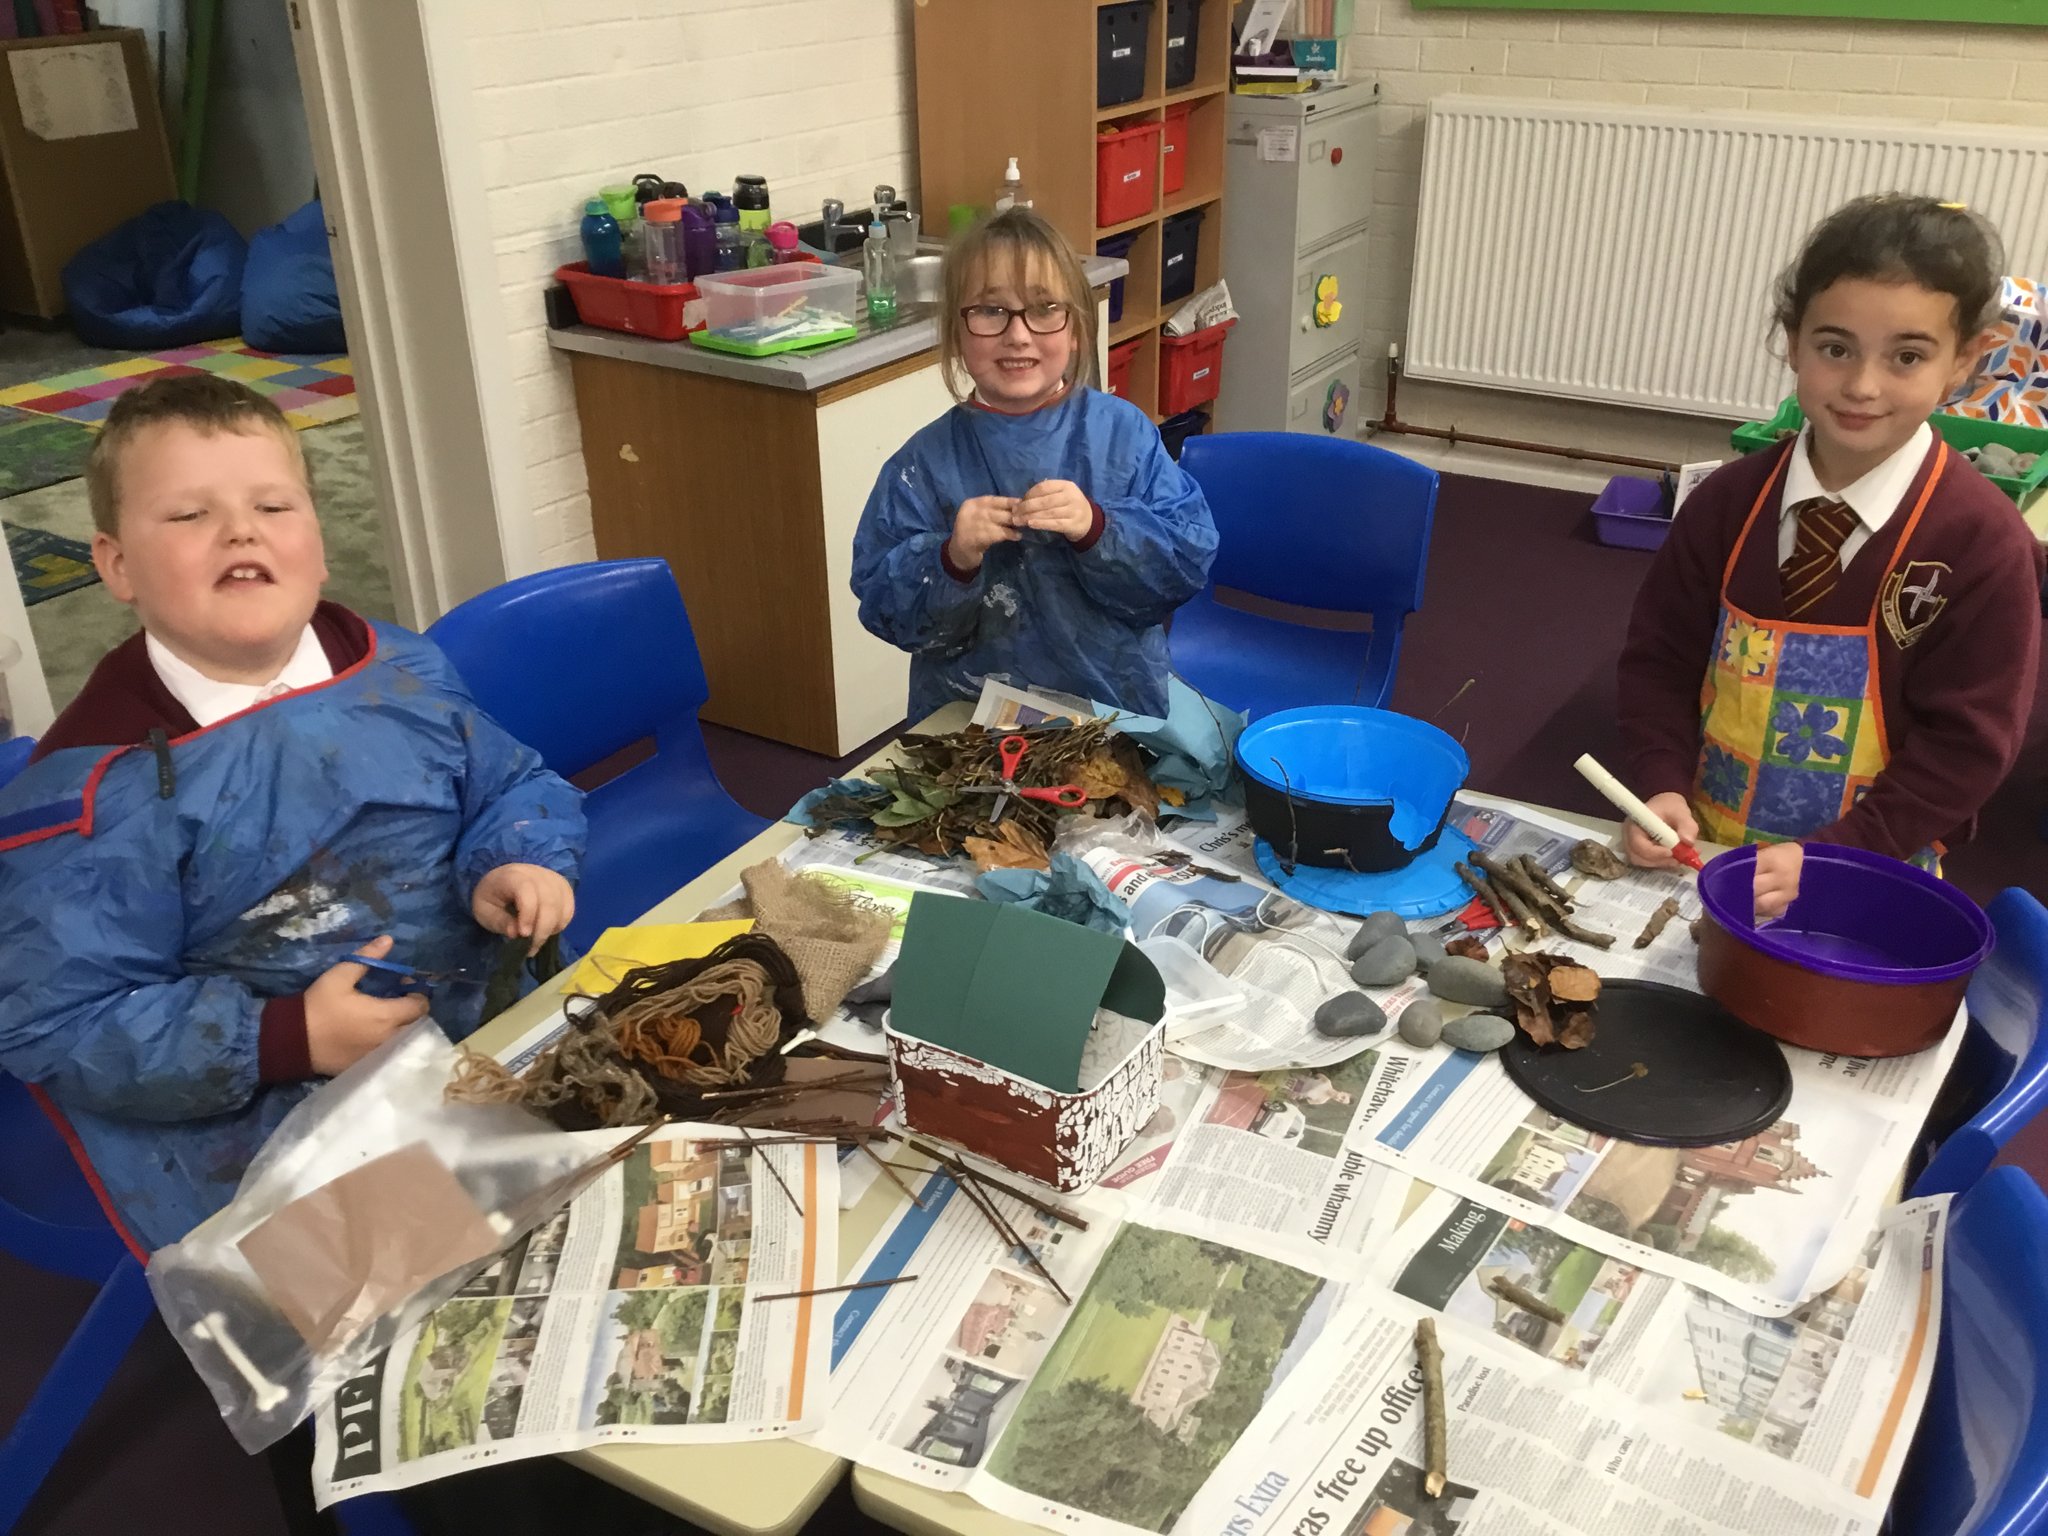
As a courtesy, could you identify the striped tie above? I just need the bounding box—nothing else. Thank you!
[1779,498,1858,618]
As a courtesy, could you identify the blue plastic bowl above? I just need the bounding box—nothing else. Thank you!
[1235,706,1470,873]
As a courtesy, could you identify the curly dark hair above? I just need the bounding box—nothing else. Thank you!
[1774,193,2005,342]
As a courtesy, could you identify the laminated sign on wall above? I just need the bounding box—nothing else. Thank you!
[9,42,137,141]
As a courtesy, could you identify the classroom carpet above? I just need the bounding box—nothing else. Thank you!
[5,468,2045,1536]
[4,520,97,604]
[0,405,94,497]
[0,339,359,431]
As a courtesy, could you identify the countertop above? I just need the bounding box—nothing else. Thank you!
[545,253,1129,394]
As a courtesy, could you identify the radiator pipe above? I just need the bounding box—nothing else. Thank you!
[1374,344,1681,475]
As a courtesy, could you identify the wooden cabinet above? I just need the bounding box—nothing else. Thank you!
[913,0,1232,422]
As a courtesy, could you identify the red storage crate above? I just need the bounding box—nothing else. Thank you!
[555,261,704,340]
[1097,121,1163,227]
[1159,319,1233,415]
[1161,102,1192,198]
[1107,336,1143,399]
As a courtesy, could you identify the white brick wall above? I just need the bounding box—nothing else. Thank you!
[1348,2,2048,470]
[459,0,916,562]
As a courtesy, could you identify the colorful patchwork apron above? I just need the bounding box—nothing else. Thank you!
[1690,441,1948,861]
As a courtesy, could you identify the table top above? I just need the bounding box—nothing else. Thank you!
[464,716,1628,1536]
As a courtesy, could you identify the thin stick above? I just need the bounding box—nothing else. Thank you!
[1417,1318,1448,1498]
[952,1171,1072,1305]
[757,1274,920,1304]
[1634,897,1683,950]
[1455,863,1510,929]
[860,1143,929,1210]
[1488,1276,1567,1325]
[741,1128,804,1219]
[899,1135,1091,1231]
[1514,855,1572,908]
[1431,677,1476,720]
[699,1068,883,1101]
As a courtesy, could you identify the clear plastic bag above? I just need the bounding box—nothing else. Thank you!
[149,1018,611,1453]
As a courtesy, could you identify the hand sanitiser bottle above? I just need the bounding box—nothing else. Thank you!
[994,157,1029,214]
[863,217,898,324]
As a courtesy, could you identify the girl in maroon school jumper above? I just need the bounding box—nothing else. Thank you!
[1618,194,2042,916]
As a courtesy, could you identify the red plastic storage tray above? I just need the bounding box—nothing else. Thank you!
[1161,102,1192,197]
[556,262,704,340]
[1097,121,1163,227]
[1158,319,1233,415]
[1107,336,1143,399]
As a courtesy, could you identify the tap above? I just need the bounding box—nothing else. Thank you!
[872,184,898,218]
[822,197,845,231]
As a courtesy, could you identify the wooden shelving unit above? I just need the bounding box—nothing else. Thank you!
[913,0,1232,425]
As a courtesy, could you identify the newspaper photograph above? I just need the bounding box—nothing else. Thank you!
[1175,1201,1940,1536]
[812,1174,1352,1536]
[313,1129,837,1505]
[1380,1187,1945,1512]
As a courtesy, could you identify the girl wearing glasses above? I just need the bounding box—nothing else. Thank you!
[851,208,1216,719]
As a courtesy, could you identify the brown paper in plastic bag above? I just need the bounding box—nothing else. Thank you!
[236,1143,504,1353]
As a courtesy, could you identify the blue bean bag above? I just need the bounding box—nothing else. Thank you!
[242,199,345,355]
[62,201,247,349]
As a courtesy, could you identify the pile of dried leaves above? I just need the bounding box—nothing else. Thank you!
[1501,952,1604,1050]
[805,720,1173,872]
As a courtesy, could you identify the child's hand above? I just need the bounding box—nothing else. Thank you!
[1753,843,1805,920]
[948,496,1020,572]
[306,934,430,1076]
[1623,792,1700,868]
[1017,480,1095,541]
[473,862,576,954]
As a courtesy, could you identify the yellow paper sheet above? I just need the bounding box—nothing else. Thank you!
[565,920,753,996]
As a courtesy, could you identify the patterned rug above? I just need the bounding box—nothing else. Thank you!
[5,522,99,605]
[0,406,95,497]
[0,339,358,431]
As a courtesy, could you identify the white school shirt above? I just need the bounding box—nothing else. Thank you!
[1777,421,1932,571]
[146,625,334,729]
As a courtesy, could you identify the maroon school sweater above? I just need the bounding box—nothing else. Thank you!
[27,604,374,1081]
[1617,439,2043,859]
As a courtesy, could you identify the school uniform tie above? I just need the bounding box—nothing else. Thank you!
[1779,497,1858,618]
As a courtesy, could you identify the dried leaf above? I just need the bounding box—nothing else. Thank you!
[1159,785,1186,808]
[964,820,1050,872]
[1073,750,1134,802]
[1549,966,1602,1004]
[1557,1009,1598,1050]
[1445,936,1490,961]
[1569,840,1629,880]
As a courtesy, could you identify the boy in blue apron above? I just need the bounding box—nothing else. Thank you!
[1619,195,2042,916]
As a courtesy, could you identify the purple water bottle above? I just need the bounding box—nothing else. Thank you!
[678,201,717,281]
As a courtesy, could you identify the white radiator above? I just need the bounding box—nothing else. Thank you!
[1407,99,2048,421]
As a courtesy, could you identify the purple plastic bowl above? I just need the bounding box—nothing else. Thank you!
[1591,474,1673,552]
[1695,844,1993,1056]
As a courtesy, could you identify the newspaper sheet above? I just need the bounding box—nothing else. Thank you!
[809,1175,1369,1536]
[311,1128,837,1505]
[1150,800,1959,1314]
[1178,1198,1946,1536]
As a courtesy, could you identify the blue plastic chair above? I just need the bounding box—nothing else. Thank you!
[1889,1166,2048,1535]
[1170,432,1438,718]
[1910,887,2048,1200]
[0,1072,156,1532]
[426,559,768,952]
[0,736,31,790]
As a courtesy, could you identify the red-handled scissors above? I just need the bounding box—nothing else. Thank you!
[956,734,1088,821]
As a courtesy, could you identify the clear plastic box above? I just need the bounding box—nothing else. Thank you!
[690,264,862,357]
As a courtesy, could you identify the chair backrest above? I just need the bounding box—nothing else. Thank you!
[1912,887,2048,1199]
[426,559,711,780]
[1179,432,1438,616]
[0,735,32,790]
[1890,1166,2048,1536]
[0,1073,132,1284]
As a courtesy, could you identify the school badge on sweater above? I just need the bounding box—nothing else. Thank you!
[1881,561,1950,648]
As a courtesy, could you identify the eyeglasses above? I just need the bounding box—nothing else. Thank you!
[959,302,1072,337]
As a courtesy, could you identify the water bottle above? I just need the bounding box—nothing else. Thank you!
[599,184,640,276]
[580,198,625,279]
[679,201,717,280]
[640,198,685,285]
[863,218,897,324]
[766,221,804,265]
[711,200,745,272]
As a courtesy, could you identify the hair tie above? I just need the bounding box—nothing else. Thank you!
[1939,201,1968,211]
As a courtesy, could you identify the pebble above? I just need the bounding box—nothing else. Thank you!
[1314,992,1389,1039]
[1441,1012,1516,1053]
[1349,934,1418,988]
[1398,998,1445,1048]
[1428,955,1509,1008]
[1409,932,1447,974]
[1344,910,1409,960]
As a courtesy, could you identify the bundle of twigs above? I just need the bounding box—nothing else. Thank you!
[1455,851,1617,948]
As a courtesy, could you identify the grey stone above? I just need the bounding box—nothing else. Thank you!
[1409,933,1447,974]
[1441,1012,1516,1053]
[1428,955,1509,1008]
[1397,998,1445,1049]
[1344,911,1408,960]
[1348,935,1417,988]
[1314,992,1389,1039]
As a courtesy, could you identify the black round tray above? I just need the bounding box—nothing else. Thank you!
[1499,978,1792,1148]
